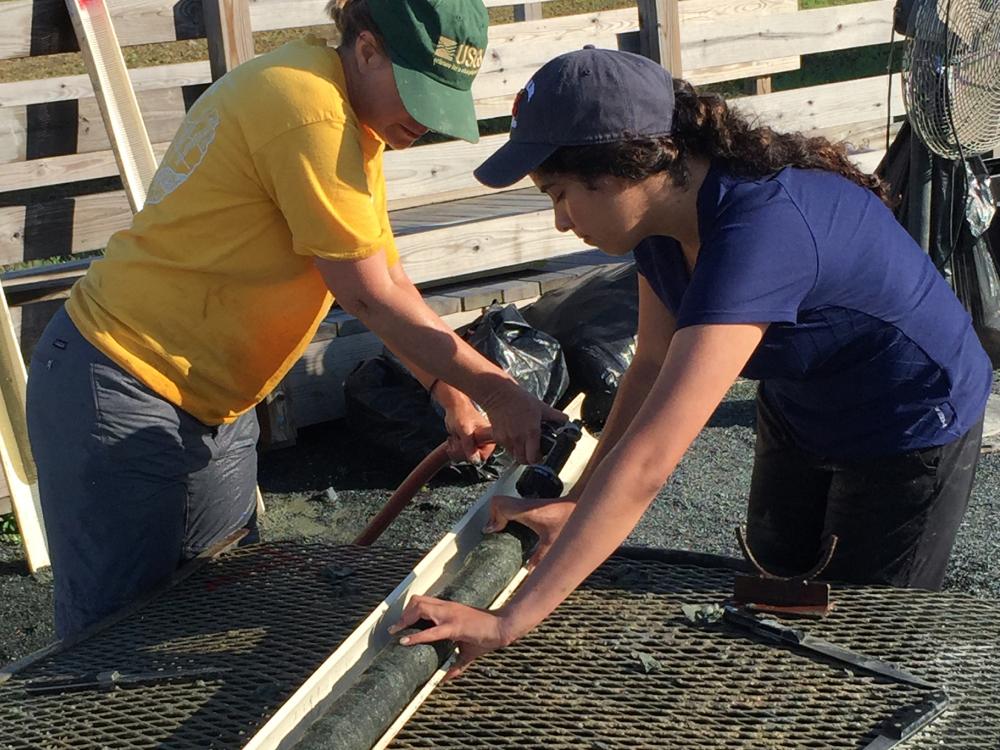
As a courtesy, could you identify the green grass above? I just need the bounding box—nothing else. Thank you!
[0,513,20,545]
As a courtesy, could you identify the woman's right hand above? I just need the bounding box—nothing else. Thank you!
[485,494,577,569]
[477,380,565,465]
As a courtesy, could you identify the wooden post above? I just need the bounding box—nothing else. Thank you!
[637,0,683,76]
[0,288,48,572]
[64,0,158,212]
[513,2,543,22]
[203,0,255,80]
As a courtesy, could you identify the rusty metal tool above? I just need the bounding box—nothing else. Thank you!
[861,690,950,749]
[733,526,837,615]
[22,666,230,695]
[721,604,937,689]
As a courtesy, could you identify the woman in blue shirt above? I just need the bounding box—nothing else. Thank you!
[390,48,992,678]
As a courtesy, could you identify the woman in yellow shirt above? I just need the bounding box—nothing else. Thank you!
[26,0,560,639]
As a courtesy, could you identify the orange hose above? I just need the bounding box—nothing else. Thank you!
[353,427,496,547]
[353,442,451,546]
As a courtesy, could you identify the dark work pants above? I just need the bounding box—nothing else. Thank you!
[26,307,260,640]
[746,387,983,590]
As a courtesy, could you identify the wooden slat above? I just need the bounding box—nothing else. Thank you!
[0,286,47,571]
[0,0,561,61]
[64,0,158,212]
[0,9,639,169]
[1,9,639,109]
[733,74,902,137]
[680,0,798,86]
[679,0,894,72]
[0,74,901,262]
[0,57,810,184]
[0,60,209,109]
[678,0,798,21]
[203,0,255,80]
[639,0,683,75]
[2,0,892,65]
[686,55,799,86]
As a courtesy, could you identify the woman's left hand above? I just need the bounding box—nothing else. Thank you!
[437,387,496,465]
[389,595,511,680]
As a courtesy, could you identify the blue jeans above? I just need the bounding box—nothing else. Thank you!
[26,307,259,639]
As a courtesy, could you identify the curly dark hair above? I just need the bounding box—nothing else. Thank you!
[326,0,384,48]
[538,78,891,204]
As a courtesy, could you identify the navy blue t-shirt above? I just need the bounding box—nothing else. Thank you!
[633,163,991,459]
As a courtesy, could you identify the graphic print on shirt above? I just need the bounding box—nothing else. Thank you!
[145,107,221,205]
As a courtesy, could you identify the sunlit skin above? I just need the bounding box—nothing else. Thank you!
[391,157,768,679]
[338,31,429,150]
[313,33,564,467]
[532,157,710,269]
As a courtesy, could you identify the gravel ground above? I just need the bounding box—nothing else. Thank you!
[2,378,999,665]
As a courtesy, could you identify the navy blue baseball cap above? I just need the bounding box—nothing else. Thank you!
[474,48,676,188]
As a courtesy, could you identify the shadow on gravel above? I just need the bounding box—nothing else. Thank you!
[706,398,756,429]
[257,419,484,495]
[0,558,30,576]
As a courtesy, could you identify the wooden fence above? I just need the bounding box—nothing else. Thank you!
[0,0,904,515]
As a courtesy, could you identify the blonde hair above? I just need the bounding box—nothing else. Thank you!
[325,0,384,47]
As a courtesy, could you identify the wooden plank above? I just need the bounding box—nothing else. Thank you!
[2,9,639,108]
[733,74,902,137]
[638,0,683,75]
[0,76,900,261]
[64,0,158,212]
[0,288,47,571]
[680,0,894,72]
[0,61,210,110]
[685,55,799,87]
[203,0,254,80]
[0,108,27,165]
[0,0,564,61]
[397,210,585,287]
[439,276,542,311]
[484,0,554,7]
[679,0,798,21]
[676,0,800,83]
[0,8,639,166]
[0,0,891,65]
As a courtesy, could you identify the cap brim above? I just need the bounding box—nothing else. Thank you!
[393,63,479,144]
[473,140,558,188]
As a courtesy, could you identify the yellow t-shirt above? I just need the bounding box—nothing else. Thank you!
[67,37,399,425]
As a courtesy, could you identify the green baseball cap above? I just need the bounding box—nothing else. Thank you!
[368,0,488,143]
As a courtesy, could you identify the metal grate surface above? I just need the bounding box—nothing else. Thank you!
[0,542,423,750]
[392,554,1000,749]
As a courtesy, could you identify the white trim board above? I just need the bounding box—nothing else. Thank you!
[243,394,596,749]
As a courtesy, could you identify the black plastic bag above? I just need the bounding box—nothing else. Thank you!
[878,126,1000,366]
[343,354,449,472]
[344,303,569,478]
[953,231,1000,368]
[462,303,569,407]
[522,263,638,432]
